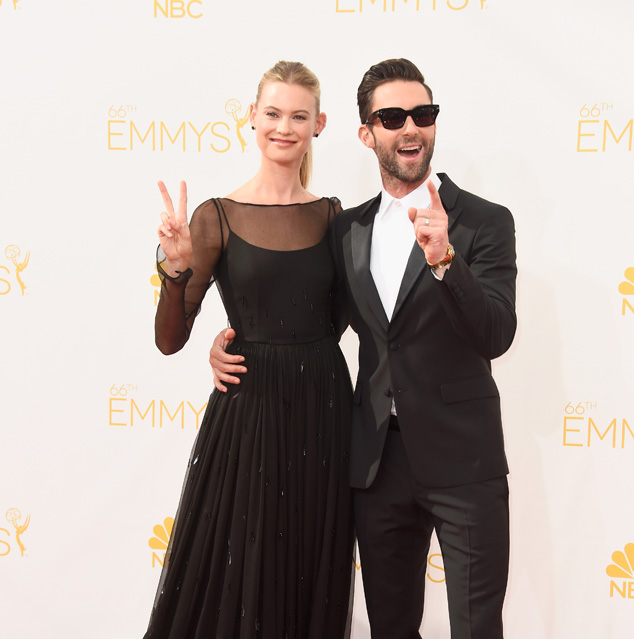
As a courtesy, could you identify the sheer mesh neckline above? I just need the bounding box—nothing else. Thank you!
[221,197,327,207]
[228,227,328,254]
[212,197,335,253]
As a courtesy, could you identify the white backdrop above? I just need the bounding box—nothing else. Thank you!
[1,1,633,637]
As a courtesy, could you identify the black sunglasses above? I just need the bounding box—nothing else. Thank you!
[365,104,440,130]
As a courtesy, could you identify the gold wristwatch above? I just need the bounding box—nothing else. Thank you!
[427,244,455,270]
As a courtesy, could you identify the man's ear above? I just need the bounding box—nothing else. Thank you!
[358,124,375,149]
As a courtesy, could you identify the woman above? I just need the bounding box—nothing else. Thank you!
[144,61,354,639]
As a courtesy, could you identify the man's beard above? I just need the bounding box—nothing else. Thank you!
[374,134,435,185]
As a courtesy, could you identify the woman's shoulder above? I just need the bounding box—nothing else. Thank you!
[306,195,342,213]
[192,197,222,213]
[189,198,225,234]
[330,196,342,210]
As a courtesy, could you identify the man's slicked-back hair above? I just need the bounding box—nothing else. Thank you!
[357,58,433,124]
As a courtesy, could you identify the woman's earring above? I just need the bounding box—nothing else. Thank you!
[251,125,255,130]
[313,133,319,138]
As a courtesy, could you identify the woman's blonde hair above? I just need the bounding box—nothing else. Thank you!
[255,61,321,189]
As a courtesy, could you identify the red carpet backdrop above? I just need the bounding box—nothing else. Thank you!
[1,1,633,637]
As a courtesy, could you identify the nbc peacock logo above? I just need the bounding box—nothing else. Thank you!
[606,542,634,599]
[149,516,174,568]
[619,267,634,316]
[150,263,161,306]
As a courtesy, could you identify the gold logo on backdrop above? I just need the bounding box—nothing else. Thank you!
[577,103,633,153]
[225,99,250,153]
[0,1,22,10]
[562,402,634,448]
[354,552,445,583]
[151,263,161,306]
[154,0,202,18]
[620,268,634,294]
[109,384,208,429]
[607,543,634,599]
[335,0,488,13]
[3,508,30,557]
[107,102,248,153]
[619,267,634,316]
[149,517,174,567]
[1,245,29,296]
[426,552,446,583]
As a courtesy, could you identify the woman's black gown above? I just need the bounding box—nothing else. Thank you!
[144,197,354,639]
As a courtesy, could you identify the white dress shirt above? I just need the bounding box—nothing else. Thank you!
[370,173,442,321]
[370,173,442,416]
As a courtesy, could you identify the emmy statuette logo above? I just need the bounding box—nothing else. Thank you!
[0,0,21,10]
[0,508,30,557]
[0,245,30,296]
[225,99,250,153]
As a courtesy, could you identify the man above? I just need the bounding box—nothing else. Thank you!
[212,58,517,639]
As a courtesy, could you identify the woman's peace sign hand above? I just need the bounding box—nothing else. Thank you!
[157,180,192,277]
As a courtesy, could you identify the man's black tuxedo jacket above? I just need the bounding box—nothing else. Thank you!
[331,173,517,490]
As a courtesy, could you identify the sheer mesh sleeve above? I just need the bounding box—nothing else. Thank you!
[154,199,224,354]
[327,198,352,340]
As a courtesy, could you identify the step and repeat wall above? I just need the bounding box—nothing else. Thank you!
[1,1,633,637]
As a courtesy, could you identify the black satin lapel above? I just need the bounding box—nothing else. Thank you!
[392,241,427,320]
[351,217,389,331]
[447,203,462,234]
[438,173,462,233]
